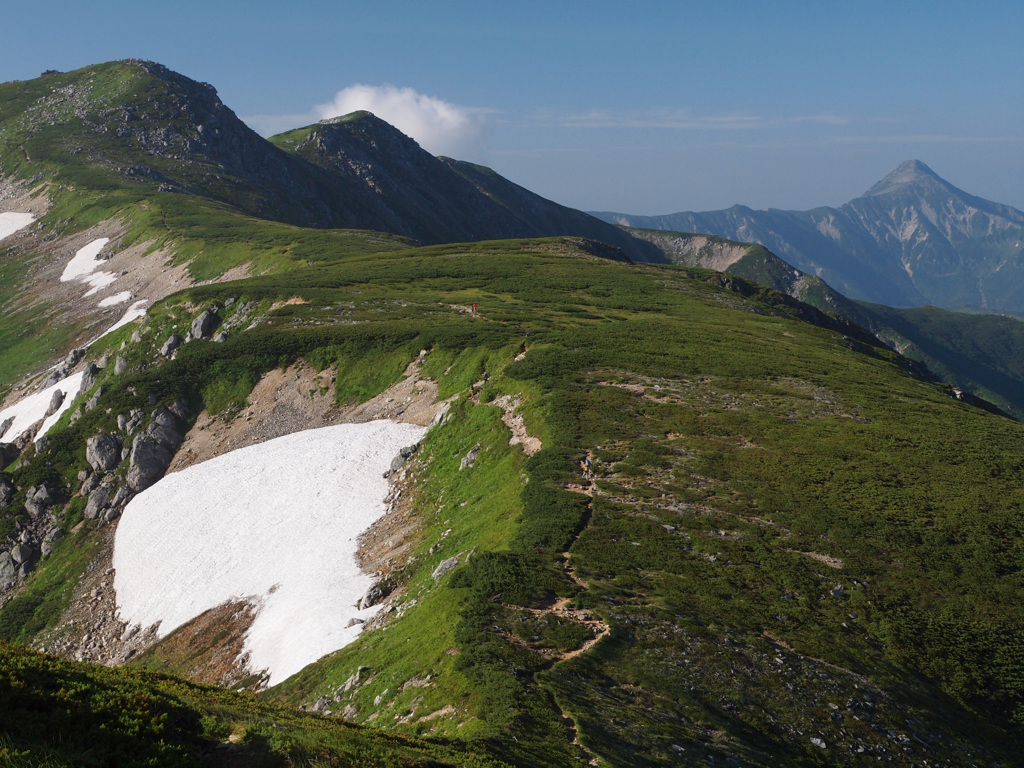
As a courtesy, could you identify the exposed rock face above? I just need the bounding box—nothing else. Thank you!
[159,334,183,357]
[190,308,218,340]
[86,435,121,472]
[0,475,14,507]
[126,408,185,492]
[432,555,460,581]
[24,484,53,517]
[44,389,65,417]
[83,487,111,520]
[0,417,12,441]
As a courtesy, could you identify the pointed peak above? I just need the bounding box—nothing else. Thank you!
[862,160,944,197]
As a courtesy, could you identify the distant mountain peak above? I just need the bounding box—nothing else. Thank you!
[862,159,944,198]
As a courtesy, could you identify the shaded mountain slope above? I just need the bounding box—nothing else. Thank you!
[0,60,655,254]
[594,160,1024,312]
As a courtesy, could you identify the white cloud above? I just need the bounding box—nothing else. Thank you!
[314,85,491,160]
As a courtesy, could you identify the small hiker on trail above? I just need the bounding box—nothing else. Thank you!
[472,303,477,315]
[585,457,592,475]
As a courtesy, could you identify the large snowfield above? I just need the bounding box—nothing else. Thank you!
[113,420,428,685]
[0,212,35,242]
[0,371,84,443]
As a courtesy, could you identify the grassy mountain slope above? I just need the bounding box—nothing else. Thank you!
[0,640,508,768]
[3,240,1024,765]
[0,60,659,395]
[629,227,1024,420]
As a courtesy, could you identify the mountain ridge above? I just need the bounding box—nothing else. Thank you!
[592,160,1024,312]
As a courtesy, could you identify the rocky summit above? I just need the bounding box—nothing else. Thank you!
[594,159,1024,312]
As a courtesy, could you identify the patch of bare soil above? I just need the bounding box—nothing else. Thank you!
[490,394,542,456]
[169,358,448,473]
[0,177,49,217]
[132,600,267,689]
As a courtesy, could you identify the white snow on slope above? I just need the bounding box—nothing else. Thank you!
[113,420,427,685]
[0,371,84,443]
[98,291,132,307]
[61,238,110,282]
[0,212,35,242]
[93,300,149,343]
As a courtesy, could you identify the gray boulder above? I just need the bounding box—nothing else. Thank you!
[459,445,480,471]
[111,487,134,508]
[190,308,218,340]
[357,580,391,610]
[0,475,14,507]
[78,362,101,396]
[0,552,16,586]
[24,485,52,516]
[127,434,174,492]
[432,555,460,581]
[85,386,104,412]
[86,435,121,472]
[11,543,37,567]
[213,331,229,343]
[44,389,65,417]
[159,334,183,357]
[0,416,12,441]
[114,356,128,375]
[83,486,111,519]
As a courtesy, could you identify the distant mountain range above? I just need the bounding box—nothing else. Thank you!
[592,160,1024,313]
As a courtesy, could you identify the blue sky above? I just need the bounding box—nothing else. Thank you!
[2,1,1021,214]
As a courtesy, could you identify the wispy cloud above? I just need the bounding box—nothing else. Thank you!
[314,85,493,159]
[240,85,493,161]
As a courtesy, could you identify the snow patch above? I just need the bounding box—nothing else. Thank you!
[0,371,84,444]
[90,300,148,345]
[113,420,427,685]
[82,271,118,296]
[0,212,35,242]
[98,291,132,308]
[60,238,110,282]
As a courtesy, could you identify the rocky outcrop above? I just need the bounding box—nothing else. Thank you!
[160,334,183,357]
[24,484,53,517]
[0,474,14,507]
[190,307,218,340]
[83,486,111,520]
[86,435,121,472]
[44,389,65,417]
[126,407,186,492]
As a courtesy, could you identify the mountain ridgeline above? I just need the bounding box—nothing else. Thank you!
[594,160,1024,313]
[0,60,660,260]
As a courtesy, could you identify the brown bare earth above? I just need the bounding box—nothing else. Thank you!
[169,358,449,473]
